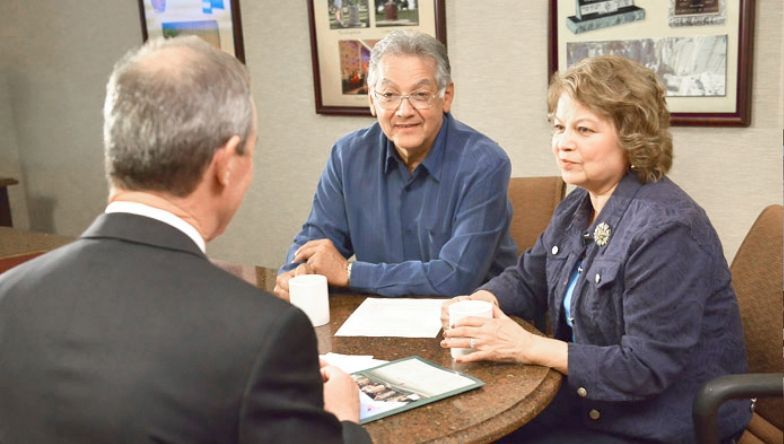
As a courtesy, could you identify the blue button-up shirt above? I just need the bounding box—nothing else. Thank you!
[481,172,750,442]
[281,113,517,296]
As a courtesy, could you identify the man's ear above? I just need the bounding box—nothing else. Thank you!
[213,135,242,187]
[368,92,376,117]
[441,83,455,113]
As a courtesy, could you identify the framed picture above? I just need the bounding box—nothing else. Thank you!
[548,0,755,126]
[307,0,447,116]
[137,0,245,63]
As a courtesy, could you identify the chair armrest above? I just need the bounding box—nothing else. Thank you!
[693,373,783,444]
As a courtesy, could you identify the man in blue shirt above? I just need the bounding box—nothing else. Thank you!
[275,30,516,298]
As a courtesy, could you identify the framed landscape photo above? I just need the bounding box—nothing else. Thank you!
[308,0,447,116]
[548,0,755,126]
[138,0,245,63]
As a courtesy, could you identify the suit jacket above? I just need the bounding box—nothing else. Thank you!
[0,213,370,444]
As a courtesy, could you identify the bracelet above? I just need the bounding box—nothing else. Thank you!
[346,262,353,286]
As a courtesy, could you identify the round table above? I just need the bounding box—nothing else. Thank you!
[315,293,562,444]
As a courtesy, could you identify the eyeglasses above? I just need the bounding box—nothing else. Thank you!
[372,90,440,110]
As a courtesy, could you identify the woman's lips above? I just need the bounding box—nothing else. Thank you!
[559,159,579,169]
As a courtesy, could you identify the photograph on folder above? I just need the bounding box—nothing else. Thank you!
[549,0,754,126]
[352,356,484,424]
[138,0,245,62]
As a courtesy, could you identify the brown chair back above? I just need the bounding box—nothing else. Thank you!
[730,205,784,442]
[0,251,46,274]
[508,176,566,254]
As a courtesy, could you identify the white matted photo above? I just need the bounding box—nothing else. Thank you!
[549,0,754,126]
[137,0,245,62]
[308,0,446,116]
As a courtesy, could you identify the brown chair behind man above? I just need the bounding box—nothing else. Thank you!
[508,176,566,255]
[693,204,784,444]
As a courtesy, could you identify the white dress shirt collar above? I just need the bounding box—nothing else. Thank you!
[105,201,206,253]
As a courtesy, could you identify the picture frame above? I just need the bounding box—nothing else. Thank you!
[307,0,447,116]
[548,0,755,126]
[137,0,245,63]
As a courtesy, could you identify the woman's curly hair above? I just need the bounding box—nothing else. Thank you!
[547,55,673,183]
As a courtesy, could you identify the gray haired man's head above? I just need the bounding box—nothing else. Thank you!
[367,30,451,93]
[103,36,253,197]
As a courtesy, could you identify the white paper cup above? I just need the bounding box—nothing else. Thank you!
[289,274,330,327]
[448,300,493,358]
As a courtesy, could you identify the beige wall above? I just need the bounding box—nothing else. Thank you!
[1,1,781,269]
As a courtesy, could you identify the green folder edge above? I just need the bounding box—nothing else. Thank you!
[353,355,485,424]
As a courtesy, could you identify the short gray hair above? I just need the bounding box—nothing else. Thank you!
[103,36,253,197]
[367,30,451,92]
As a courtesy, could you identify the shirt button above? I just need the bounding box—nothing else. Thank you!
[577,387,587,398]
[589,409,601,420]
[568,316,575,324]
[594,273,601,284]
[551,245,559,255]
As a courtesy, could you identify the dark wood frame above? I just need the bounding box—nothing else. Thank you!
[0,178,19,227]
[137,0,246,63]
[548,0,755,127]
[307,0,447,116]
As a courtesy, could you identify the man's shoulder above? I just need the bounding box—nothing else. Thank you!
[322,123,387,180]
[169,255,297,322]
[333,122,385,156]
[446,116,509,166]
[0,236,292,320]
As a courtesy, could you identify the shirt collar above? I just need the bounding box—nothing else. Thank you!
[105,201,207,253]
[598,171,644,228]
[382,112,451,182]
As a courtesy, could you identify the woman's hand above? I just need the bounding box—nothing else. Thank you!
[439,290,499,330]
[441,304,533,364]
[441,305,569,372]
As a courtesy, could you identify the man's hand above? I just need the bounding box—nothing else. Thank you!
[320,359,360,423]
[293,239,349,287]
[273,263,311,301]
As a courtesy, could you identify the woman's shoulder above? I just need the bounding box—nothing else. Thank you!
[629,177,722,249]
[634,177,706,223]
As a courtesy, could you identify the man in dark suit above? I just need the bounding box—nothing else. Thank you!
[0,36,370,443]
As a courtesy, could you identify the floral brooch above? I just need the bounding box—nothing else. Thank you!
[593,222,611,247]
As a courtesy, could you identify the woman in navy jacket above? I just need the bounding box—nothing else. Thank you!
[441,55,750,443]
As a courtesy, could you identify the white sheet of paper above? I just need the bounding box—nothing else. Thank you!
[334,298,445,338]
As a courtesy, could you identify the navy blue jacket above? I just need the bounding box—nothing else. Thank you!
[482,172,750,442]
